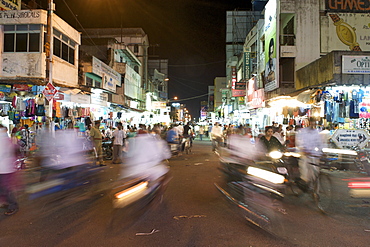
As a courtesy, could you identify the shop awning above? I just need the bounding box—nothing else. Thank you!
[295,89,317,104]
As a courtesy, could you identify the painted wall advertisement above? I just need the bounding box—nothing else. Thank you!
[323,12,370,52]
[0,0,21,11]
[342,55,370,74]
[264,0,278,92]
[92,56,121,93]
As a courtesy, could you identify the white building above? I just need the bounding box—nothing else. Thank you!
[0,9,80,87]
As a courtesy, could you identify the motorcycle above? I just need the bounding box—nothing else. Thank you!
[102,137,113,160]
[109,165,172,230]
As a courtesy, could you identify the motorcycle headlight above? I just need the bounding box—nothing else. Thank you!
[269,151,283,159]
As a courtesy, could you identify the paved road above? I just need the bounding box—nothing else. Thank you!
[1,139,369,246]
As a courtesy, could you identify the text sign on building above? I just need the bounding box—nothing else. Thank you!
[42,82,57,101]
[325,0,370,12]
[92,57,121,92]
[0,0,21,11]
[342,56,370,74]
[244,52,251,80]
[231,66,237,89]
[152,101,167,109]
[331,129,370,149]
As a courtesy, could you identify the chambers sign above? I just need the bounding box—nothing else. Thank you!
[326,0,370,12]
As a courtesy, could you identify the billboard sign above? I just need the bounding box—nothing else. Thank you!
[342,55,370,74]
[325,0,370,12]
[324,12,370,51]
[264,0,278,92]
[92,57,120,92]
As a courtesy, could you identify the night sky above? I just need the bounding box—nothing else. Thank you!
[39,0,252,119]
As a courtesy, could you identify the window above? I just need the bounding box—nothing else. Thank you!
[3,24,41,52]
[53,28,76,65]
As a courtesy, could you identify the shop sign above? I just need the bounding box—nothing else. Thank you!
[325,0,370,12]
[342,56,370,74]
[152,101,166,109]
[91,92,108,106]
[92,57,120,92]
[232,90,246,97]
[71,94,90,104]
[331,129,370,149]
[0,0,21,11]
[235,80,246,90]
[0,91,5,100]
[54,92,64,101]
[13,84,32,91]
[0,84,11,93]
[231,66,237,89]
[244,52,251,80]
[265,80,278,92]
[250,89,265,108]
[42,82,57,101]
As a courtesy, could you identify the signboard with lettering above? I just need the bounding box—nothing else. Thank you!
[92,57,120,92]
[325,0,370,12]
[342,56,370,74]
[42,82,57,101]
[331,129,370,149]
[0,0,21,11]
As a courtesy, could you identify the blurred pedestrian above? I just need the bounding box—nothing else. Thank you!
[0,124,19,216]
[198,125,204,141]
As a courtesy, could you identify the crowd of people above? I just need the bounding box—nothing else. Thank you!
[0,118,335,216]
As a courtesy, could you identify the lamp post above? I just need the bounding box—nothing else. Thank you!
[46,0,54,119]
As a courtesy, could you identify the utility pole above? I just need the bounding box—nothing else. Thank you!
[46,0,54,119]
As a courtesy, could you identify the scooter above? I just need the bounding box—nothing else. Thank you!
[102,137,113,160]
[111,168,172,209]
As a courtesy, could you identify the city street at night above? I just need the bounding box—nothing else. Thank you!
[1,139,369,247]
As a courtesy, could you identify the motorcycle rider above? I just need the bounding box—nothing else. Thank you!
[258,126,285,153]
[211,122,223,151]
[295,117,324,191]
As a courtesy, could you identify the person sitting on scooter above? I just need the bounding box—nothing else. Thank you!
[258,126,285,153]
[166,125,179,144]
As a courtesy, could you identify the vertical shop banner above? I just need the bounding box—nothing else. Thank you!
[92,57,120,93]
[231,66,237,89]
[244,51,251,80]
[264,0,278,92]
[0,0,21,10]
[124,64,141,100]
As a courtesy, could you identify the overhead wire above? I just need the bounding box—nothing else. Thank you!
[61,0,107,59]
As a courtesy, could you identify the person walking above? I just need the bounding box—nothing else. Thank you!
[0,125,19,216]
[112,123,126,164]
[198,125,204,141]
[90,121,105,166]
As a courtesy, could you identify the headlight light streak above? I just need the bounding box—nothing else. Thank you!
[247,166,285,184]
[322,148,357,156]
[269,151,283,159]
[114,181,149,199]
